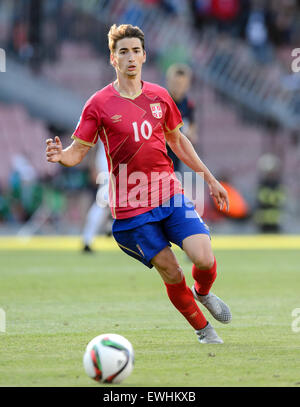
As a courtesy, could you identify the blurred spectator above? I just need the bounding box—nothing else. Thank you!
[9,18,34,63]
[165,63,197,172]
[254,153,285,233]
[244,0,274,64]
[160,0,189,15]
[9,154,42,222]
[191,0,212,29]
[191,0,241,34]
[211,0,241,34]
[269,0,299,46]
[119,0,148,26]
[0,188,11,222]
[58,2,76,42]
[165,63,201,208]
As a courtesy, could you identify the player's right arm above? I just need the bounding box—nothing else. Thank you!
[47,91,102,166]
[46,136,90,167]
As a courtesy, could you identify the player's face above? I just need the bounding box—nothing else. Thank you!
[111,37,146,78]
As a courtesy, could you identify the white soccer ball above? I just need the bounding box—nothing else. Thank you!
[83,333,134,384]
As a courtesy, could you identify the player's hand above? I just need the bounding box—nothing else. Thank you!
[208,178,230,212]
[46,136,63,163]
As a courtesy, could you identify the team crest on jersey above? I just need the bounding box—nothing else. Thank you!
[150,103,162,119]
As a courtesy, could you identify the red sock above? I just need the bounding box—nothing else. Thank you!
[164,276,207,330]
[192,256,217,296]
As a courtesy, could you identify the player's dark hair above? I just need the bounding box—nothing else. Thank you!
[108,24,145,52]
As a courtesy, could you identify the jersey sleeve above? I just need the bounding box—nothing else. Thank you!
[162,90,184,134]
[71,94,101,147]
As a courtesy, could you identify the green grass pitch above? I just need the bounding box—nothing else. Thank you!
[0,238,300,387]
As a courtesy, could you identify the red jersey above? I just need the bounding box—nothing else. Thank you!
[72,81,184,219]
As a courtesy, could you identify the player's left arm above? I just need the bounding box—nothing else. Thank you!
[185,101,197,144]
[165,128,229,211]
[185,122,197,144]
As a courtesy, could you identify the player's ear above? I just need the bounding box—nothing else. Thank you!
[143,50,146,64]
[110,53,116,67]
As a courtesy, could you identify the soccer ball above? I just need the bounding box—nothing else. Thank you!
[83,333,134,384]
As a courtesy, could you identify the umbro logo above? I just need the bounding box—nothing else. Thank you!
[111,114,122,123]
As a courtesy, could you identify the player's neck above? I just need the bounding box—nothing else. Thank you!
[114,75,143,98]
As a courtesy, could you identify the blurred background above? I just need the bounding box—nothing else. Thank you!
[0,0,300,238]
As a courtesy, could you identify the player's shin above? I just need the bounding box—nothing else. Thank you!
[164,276,207,330]
[192,256,217,296]
[192,257,217,295]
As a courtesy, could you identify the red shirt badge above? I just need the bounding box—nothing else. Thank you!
[150,103,162,119]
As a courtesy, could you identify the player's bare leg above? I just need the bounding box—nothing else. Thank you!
[182,234,232,324]
[151,246,223,343]
[151,246,183,284]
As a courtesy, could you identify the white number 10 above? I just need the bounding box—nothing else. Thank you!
[132,120,152,142]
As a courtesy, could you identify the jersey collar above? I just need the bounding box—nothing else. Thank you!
[111,81,144,100]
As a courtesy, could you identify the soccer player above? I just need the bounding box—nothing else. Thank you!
[46,24,232,343]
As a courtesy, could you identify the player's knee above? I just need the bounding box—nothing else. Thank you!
[194,254,215,270]
[165,267,183,284]
[159,263,183,284]
[152,247,183,284]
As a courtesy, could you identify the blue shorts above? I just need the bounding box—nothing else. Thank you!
[112,194,210,269]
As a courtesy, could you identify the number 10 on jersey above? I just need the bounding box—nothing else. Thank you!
[132,120,152,142]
